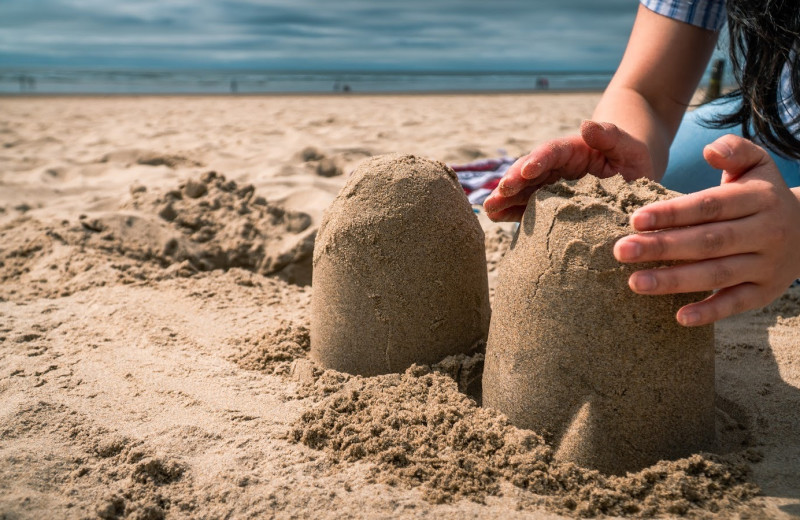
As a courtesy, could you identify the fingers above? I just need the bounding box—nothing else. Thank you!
[630,183,764,231]
[580,120,625,164]
[485,205,526,222]
[627,254,757,295]
[484,134,593,217]
[676,284,766,327]
[489,157,529,198]
[703,134,774,183]
[614,214,767,263]
[516,135,591,181]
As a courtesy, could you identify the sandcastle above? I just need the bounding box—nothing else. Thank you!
[483,174,715,475]
[311,154,490,376]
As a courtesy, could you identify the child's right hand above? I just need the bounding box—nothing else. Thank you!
[483,120,655,222]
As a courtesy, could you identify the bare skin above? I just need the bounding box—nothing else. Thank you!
[616,134,800,326]
[484,5,800,325]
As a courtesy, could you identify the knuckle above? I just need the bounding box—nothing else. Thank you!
[701,230,726,255]
[699,195,723,220]
[704,305,721,324]
[661,205,678,227]
[648,234,668,257]
[661,270,681,292]
[759,185,781,208]
[712,263,735,287]
[729,293,749,316]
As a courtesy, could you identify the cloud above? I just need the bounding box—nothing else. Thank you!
[0,0,639,70]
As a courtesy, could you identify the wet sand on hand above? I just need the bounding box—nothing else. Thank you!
[1,94,799,519]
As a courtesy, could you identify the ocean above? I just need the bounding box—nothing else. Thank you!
[0,69,616,95]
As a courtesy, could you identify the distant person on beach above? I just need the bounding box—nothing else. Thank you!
[485,0,800,327]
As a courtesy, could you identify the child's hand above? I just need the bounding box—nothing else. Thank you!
[484,120,654,221]
[614,134,800,326]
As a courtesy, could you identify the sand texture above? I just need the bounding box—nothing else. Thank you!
[1,95,799,519]
[311,154,490,376]
[483,175,715,475]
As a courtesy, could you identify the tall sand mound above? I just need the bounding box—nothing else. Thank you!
[483,174,715,475]
[311,154,490,376]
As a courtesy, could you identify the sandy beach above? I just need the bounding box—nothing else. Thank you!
[1,93,799,519]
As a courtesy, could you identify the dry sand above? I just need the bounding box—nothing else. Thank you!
[311,153,489,376]
[484,175,715,475]
[0,94,799,519]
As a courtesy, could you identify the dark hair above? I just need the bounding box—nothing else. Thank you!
[708,0,800,159]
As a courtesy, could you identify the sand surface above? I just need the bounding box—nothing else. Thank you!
[1,94,799,519]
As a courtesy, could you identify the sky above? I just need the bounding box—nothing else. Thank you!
[0,0,644,71]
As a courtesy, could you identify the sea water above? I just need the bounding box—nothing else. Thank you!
[0,68,615,95]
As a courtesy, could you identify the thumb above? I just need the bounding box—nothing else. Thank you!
[580,120,623,155]
[703,134,775,184]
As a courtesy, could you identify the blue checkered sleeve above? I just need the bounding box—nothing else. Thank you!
[640,0,727,31]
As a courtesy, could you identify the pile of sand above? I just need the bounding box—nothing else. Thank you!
[0,172,315,302]
[484,175,715,475]
[311,154,490,376]
[122,170,315,284]
[290,360,759,518]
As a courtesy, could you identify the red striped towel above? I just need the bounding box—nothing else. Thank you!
[450,156,516,205]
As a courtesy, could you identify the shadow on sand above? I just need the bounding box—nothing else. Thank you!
[714,287,800,515]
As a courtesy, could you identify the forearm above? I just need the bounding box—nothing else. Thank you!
[592,85,673,180]
[589,5,719,181]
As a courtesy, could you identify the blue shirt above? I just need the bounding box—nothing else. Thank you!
[640,0,799,137]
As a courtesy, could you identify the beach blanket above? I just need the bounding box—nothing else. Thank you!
[450,156,516,205]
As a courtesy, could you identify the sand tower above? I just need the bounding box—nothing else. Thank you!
[483,175,715,475]
[311,154,490,377]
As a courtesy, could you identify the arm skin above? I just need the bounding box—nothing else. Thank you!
[485,5,800,325]
[591,4,719,178]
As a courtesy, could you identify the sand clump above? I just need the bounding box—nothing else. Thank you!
[310,154,490,376]
[290,361,758,517]
[122,170,316,284]
[0,172,316,302]
[483,175,716,476]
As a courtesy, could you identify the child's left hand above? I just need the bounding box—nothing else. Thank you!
[613,134,800,326]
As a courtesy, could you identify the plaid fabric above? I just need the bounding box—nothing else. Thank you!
[640,0,727,31]
[450,157,516,205]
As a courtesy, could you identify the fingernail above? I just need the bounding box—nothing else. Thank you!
[616,240,641,261]
[679,311,701,326]
[632,273,656,291]
[497,181,516,196]
[520,160,541,179]
[706,141,732,158]
[632,211,655,230]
